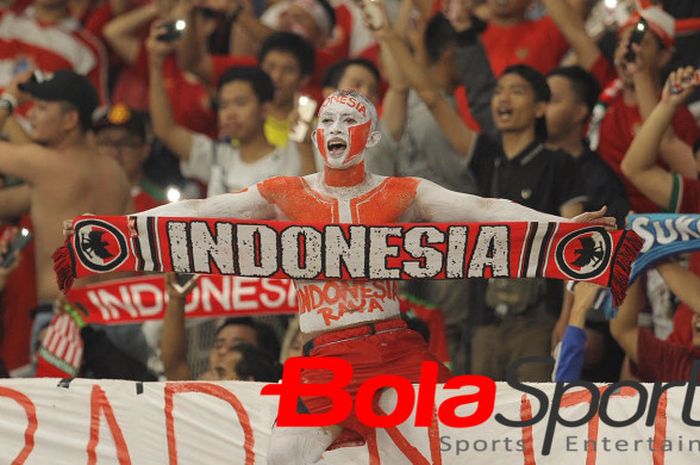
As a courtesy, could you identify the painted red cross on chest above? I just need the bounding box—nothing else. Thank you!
[258,176,420,224]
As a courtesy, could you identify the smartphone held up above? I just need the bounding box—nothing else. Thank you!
[157,19,187,42]
[288,95,318,143]
[624,17,648,63]
[1,228,32,269]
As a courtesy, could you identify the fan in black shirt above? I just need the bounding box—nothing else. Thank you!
[545,66,630,226]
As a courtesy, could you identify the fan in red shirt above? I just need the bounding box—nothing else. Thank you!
[615,66,700,380]
[434,0,572,133]
[590,6,700,213]
[477,0,569,76]
[612,278,700,382]
[178,0,342,105]
[100,2,218,138]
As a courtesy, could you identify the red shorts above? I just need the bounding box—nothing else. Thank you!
[300,319,452,447]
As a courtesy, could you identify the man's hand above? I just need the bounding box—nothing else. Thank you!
[146,22,178,67]
[62,213,95,239]
[662,66,700,107]
[0,227,21,291]
[568,281,603,328]
[4,70,34,107]
[360,0,393,41]
[62,219,74,239]
[571,206,616,229]
[165,272,199,300]
[572,281,603,312]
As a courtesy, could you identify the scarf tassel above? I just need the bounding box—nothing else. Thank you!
[609,231,644,306]
[52,244,75,292]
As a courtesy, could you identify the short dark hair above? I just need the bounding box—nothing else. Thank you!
[321,58,381,89]
[424,13,457,64]
[501,65,551,102]
[547,66,601,116]
[500,65,551,140]
[217,317,281,361]
[230,343,282,382]
[216,66,275,103]
[258,32,316,77]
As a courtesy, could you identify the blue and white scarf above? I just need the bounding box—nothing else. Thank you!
[601,213,700,317]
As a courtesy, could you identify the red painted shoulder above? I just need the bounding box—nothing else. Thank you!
[350,177,419,223]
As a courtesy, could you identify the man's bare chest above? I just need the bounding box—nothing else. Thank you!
[259,176,421,224]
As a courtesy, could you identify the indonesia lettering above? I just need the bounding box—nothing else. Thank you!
[165,222,511,280]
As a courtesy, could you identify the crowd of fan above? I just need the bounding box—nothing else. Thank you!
[1,0,700,387]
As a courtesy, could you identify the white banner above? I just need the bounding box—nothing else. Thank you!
[0,378,277,465]
[1,379,699,464]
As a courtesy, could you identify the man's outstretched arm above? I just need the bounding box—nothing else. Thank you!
[135,185,275,220]
[415,179,614,226]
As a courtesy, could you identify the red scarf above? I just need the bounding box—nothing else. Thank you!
[66,275,296,325]
[54,216,642,305]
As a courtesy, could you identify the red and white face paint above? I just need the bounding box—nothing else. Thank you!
[315,93,374,170]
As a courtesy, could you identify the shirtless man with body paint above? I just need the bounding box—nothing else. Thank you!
[66,89,611,464]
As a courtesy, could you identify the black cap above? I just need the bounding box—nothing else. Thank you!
[501,65,551,141]
[93,103,148,141]
[20,69,99,131]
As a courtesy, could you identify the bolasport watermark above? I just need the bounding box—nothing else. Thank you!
[439,434,700,455]
[261,356,700,455]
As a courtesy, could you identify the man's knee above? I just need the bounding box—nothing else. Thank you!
[268,426,336,465]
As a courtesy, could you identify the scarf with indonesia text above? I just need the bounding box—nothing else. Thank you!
[53,216,642,306]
